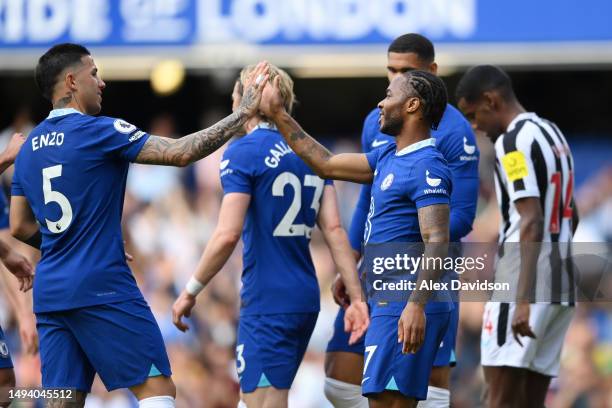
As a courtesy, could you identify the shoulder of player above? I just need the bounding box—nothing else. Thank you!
[495,118,542,155]
[362,107,385,149]
[223,131,267,163]
[364,107,380,125]
[435,105,473,141]
[410,148,450,174]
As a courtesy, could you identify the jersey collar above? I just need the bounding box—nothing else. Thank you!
[507,112,537,132]
[252,122,277,131]
[395,138,435,156]
[47,108,84,119]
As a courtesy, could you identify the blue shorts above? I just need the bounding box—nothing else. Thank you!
[0,325,13,369]
[362,312,450,401]
[326,306,365,354]
[36,298,171,392]
[433,301,458,367]
[328,303,458,367]
[237,312,318,393]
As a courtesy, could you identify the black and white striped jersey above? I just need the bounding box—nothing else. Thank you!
[494,112,575,244]
[493,112,576,304]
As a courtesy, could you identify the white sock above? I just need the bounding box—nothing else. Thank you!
[324,377,369,408]
[237,400,248,408]
[416,386,450,408]
[139,395,176,407]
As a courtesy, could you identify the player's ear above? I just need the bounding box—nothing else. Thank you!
[405,96,420,114]
[482,91,497,111]
[429,62,438,75]
[64,70,78,92]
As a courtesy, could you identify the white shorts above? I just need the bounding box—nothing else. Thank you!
[481,302,574,377]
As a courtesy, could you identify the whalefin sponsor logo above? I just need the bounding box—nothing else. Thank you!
[426,170,441,187]
[460,137,478,161]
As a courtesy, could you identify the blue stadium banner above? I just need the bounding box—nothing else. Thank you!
[0,0,197,47]
[1,0,612,47]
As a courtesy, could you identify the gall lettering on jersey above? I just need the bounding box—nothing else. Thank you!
[32,132,64,151]
[264,141,293,169]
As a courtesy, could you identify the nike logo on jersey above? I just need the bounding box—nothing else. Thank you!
[371,139,388,148]
[426,170,441,187]
[220,159,230,170]
[463,137,476,154]
[362,377,370,384]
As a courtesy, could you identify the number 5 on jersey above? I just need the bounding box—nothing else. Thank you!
[42,165,73,233]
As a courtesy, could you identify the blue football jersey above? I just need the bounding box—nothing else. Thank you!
[364,139,453,316]
[11,108,150,313]
[220,124,331,316]
[350,104,479,246]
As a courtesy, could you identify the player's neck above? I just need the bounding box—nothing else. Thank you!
[51,92,85,114]
[244,116,267,133]
[500,100,526,131]
[395,122,431,152]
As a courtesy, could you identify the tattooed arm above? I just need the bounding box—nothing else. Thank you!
[135,62,269,167]
[261,77,373,183]
[399,204,449,354]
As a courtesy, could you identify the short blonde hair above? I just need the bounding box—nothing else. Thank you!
[239,64,296,114]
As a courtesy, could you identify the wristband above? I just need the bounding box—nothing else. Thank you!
[185,276,204,296]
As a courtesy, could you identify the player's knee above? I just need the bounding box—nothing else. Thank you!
[261,387,289,408]
[138,395,176,408]
[157,376,176,399]
[416,386,450,408]
[131,375,176,401]
[0,369,15,408]
[0,368,15,388]
[324,377,368,408]
[427,367,450,390]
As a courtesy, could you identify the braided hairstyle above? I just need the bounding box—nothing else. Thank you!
[402,70,447,130]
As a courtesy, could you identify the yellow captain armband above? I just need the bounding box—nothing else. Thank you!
[501,151,529,182]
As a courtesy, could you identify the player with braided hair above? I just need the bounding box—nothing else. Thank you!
[323,33,479,408]
[260,70,454,408]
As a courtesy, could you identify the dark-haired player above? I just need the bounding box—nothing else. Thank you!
[325,33,479,408]
[456,65,577,408]
[261,70,453,408]
[9,43,269,407]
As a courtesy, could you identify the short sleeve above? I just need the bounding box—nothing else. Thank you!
[219,141,255,195]
[496,123,540,202]
[410,156,452,209]
[365,148,382,172]
[94,117,150,162]
[11,160,24,196]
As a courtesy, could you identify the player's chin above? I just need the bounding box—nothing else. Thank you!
[90,102,103,115]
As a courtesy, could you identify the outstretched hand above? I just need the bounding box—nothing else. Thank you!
[237,62,270,118]
[1,249,34,292]
[259,76,286,120]
[172,290,197,332]
[344,300,369,345]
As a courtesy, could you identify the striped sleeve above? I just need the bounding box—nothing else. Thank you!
[495,120,541,202]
